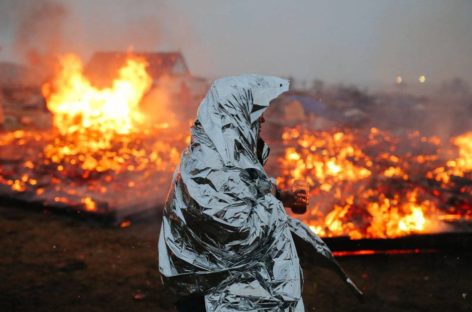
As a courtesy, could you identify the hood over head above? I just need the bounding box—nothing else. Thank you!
[196,74,289,168]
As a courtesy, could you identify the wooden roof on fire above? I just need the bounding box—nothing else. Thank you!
[85,51,190,87]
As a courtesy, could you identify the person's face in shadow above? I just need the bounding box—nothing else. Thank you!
[257,114,265,138]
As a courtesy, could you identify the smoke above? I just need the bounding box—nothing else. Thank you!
[0,0,70,84]
[10,0,67,66]
[2,0,174,66]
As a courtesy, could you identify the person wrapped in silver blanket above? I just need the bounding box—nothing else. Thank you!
[158,75,363,311]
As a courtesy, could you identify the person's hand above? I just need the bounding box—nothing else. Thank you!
[290,180,308,213]
[294,189,308,206]
[279,180,309,214]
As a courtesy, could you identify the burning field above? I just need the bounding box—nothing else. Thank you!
[0,53,471,240]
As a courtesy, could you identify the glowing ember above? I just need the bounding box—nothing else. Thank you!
[119,220,132,228]
[82,197,97,212]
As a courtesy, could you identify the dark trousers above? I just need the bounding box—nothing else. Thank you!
[175,294,206,312]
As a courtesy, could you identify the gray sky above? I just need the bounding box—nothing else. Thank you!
[1,0,471,88]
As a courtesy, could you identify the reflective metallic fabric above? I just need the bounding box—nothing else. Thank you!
[158,75,361,311]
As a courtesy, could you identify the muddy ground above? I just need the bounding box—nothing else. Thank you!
[1,202,471,312]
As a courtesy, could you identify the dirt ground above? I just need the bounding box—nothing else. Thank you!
[1,201,471,312]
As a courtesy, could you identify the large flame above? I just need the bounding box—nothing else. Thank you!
[43,54,151,137]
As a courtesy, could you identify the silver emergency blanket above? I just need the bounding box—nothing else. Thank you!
[158,74,363,311]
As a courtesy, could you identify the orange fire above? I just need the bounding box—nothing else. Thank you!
[276,127,471,239]
[428,131,472,184]
[43,54,151,137]
[0,54,470,235]
[40,54,156,173]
